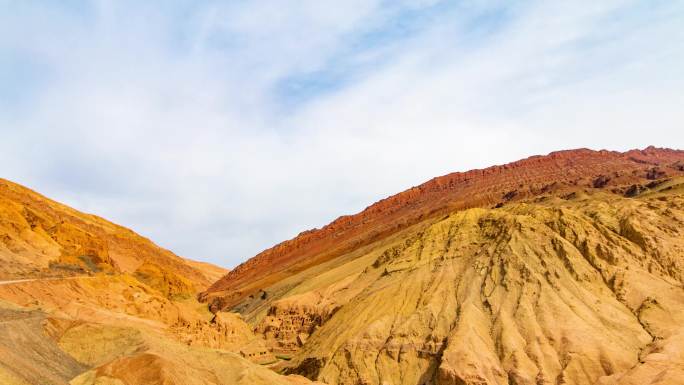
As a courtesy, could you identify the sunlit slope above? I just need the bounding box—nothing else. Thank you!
[216,177,684,384]
[202,147,684,309]
[0,179,319,385]
[0,178,227,294]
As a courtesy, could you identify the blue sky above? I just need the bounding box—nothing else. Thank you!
[1,0,683,267]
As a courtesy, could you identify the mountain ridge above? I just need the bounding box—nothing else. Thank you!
[0,177,226,292]
[195,146,684,385]
[202,146,684,309]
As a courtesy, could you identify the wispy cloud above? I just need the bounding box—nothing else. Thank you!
[1,0,682,267]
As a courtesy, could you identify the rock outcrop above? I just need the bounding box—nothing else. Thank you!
[255,292,340,353]
[172,311,274,362]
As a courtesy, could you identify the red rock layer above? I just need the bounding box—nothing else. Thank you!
[201,147,684,309]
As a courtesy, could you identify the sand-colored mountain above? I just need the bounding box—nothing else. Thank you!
[0,179,322,385]
[0,178,221,294]
[202,147,684,385]
[3,147,684,385]
[202,147,684,309]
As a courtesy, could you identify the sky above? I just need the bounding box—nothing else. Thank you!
[1,0,683,268]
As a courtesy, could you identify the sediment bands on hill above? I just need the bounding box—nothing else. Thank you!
[0,179,325,385]
[284,192,684,384]
[201,147,684,385]
[2,147,684,385]
[0,178,218,294]
[202,147,684,307]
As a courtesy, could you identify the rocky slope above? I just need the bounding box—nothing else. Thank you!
[0,178,223,294]
[202,147,684,309]
[0,179,319,385]
[202,147,684,385]
[0,299,318,385]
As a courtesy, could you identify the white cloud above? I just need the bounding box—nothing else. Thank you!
[0,0,682,267]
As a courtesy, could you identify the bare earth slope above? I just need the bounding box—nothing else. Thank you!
[0,179,318,385]
[201,147,684,385]
[0,178,229,293]
[202,147,684,309]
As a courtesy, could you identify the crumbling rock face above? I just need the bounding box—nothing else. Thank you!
[646,167,667,180]
[172,311,274,363]
[134,261,197,299]
[255,293,339,353]
[624,184,647,197]
[593,174,611,188]
[45,222,117,274]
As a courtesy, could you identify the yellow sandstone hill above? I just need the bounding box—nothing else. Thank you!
[284,188,684,385]
[0,178,217,294]
[202,148,684,385]
[3,148,684,385]
[0,178,322,385]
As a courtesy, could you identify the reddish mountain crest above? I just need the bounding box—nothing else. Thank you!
[202,146,684,308]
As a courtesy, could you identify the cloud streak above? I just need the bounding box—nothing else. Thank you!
[1,0,683,267]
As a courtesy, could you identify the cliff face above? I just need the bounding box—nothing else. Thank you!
[200,147,684,385]
[202,147,684,308]
[254,291,341,354]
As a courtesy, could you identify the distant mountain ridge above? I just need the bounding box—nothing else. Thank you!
[0,177,225,294]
